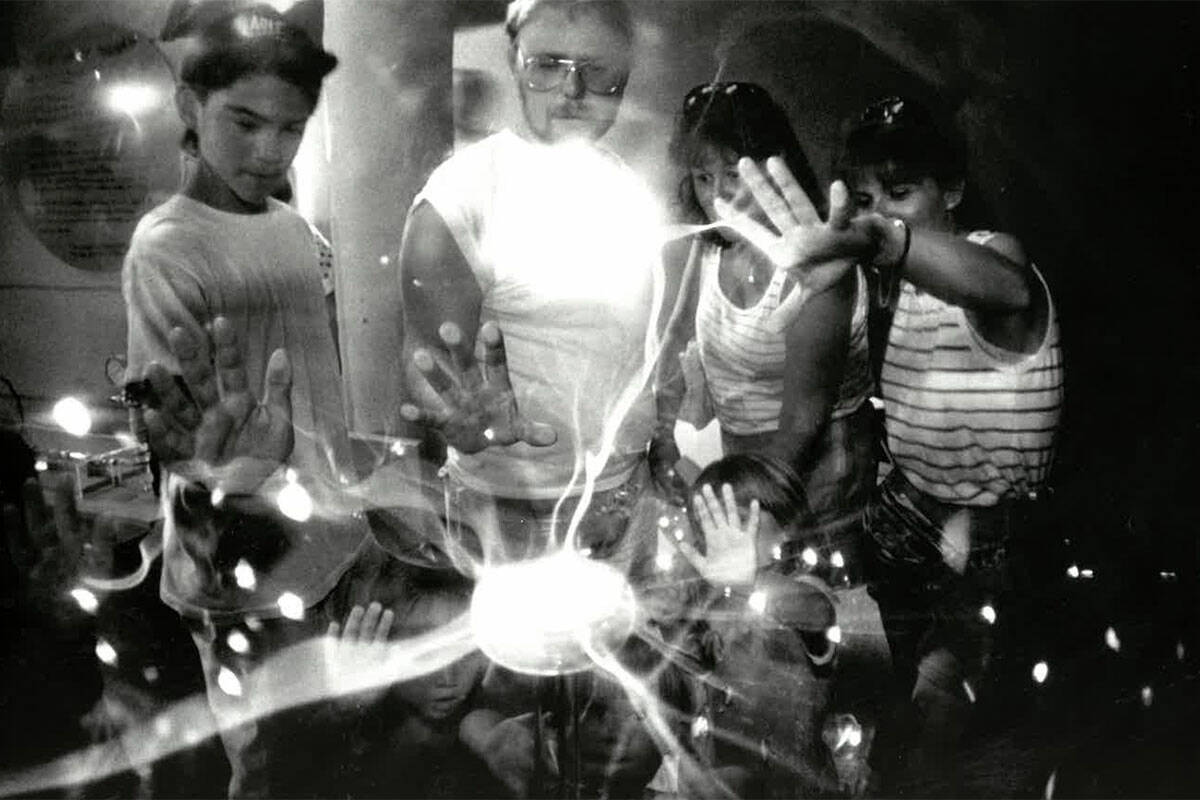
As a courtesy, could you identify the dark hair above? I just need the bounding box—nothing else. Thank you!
[688,453,811,536]
[179,5,337,108]
[835,95,966,186]
[504,0,633,45]
[669,82,825,237]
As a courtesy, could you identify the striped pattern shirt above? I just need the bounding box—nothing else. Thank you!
[695,240,872,435]
[882,232,1065,506]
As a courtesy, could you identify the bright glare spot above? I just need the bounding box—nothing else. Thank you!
[482,428,495,441]
[691,715,710,739]
[748,590,767,614]
[1080,568,1094,579]
[285,468,298,483]
[211,488,226,508]
[657,515,670,529]
[379,255,390,266]
[655,550,674,572]
[277,481,313,522]
[826,625,843,644]
[234,559,257,590]
[962,680,976,703]
[830,550,846,569]
[71,587,99,613]
[1044,769,1057,800]
[674,528,685,542]
[94,638,118,666]
[980,604,997,624]
[771,543,782,561]
[834,716,863,749]
[142,666,159,683]
[389,440,406,457]
[226,631,250,654]
[106,83,159,116]
[53,396,92,436]
[723,586,732,598]
[1160,571,1178,582]
[1032,661,1049,684]
[801,547,819,567]
[277,592,305,620]
[245,616,263,632]
[578,547,592,558]
[1104,626,1121,652]
[1066,564,1080,579]
[217,667,243,697]
[34,459,48,472]
[470,554,636,676]
[93,69,101,81]
[1140,685,1153,707]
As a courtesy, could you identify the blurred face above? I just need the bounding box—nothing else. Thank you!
[848,163,962,233]
[394,649,487,722]
[689,142,743,223]
[510,6,632,144]
[181,74,311,211]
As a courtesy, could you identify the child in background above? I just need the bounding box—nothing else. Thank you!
[656,81,875,578]
[678,454,841,798]
[721,95,1064,794]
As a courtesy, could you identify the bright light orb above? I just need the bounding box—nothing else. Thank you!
[234,559,257,590]
[53,396,92,437]
[71,587,100,613]
[747,590,768,614]
[277,592,305,620]
[1104,626,1121,652]
[217,667,243,697]
[801,547,819,567]
[1140,685,1153,707]
[470,553,636,676]
[227,631,251,654]
[94,638,118,666]
[1032,661,1049,684]
[277,481,313,522]
[830,550,846,569]
[980,604,997,625]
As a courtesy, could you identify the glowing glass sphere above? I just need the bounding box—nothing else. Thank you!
[470,553,636,676]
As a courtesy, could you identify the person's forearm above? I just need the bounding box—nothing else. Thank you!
[768,401,830,470]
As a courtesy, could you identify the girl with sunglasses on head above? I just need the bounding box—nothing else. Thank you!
[656,82,876,580]
[719,95,1064,795]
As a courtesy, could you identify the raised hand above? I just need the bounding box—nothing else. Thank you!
[714,157,886,325]
[144,316,293,494]
[401,320,556,455]
[677,482,760,588]
[325,602,396,707]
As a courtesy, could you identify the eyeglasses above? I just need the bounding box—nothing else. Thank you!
[517,49,627,95]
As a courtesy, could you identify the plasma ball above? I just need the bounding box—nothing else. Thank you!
[277,592,305,621]
[217,667,243,697]
[980,604,997,625]
[52,396,92,437]
[71,587,100,613]
[469,554,636,676]
[1032,661,1049,684]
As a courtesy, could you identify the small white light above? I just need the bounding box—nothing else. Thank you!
[1140,685,1153,707]
[657,515,670,529]
[105,83,159,116]
[153,716,173,738]
[1104,626,1121,652]
[1079,568,1094,579]
[723,586,732,599]
[747,590,767,614]
[389,440,406,457]
[801,547,819,567]
[217,667,243,697]
[771,543,782,561]
[980,604,997,625]
[34,459,48,472]
[962,680,976,703]
[71,587,99,613]
[53,397,92,437]
[482,428,495,442]
[830,550,845,569]
[277,592,305,620]
[1066,564,1080,579]
[834,716,863,749]
[142,666,159,683]
[578,547,592,558]
[379,255,390,266]
[234,559,257,590]
[1045,770,1057,800]
[285,468,298,483]
[1177,641,1186,661]
[674,528,685,542]
[1032,661,1049,684]
[277,481,313,522]
[826,624,842,644]
[210,488,226,508]
[226,631,250,654]
[94,638,118,666]
[1159,571,1178,582]
[690,715,710,739]
[655,551,674,572]
[245,616,264,632]
[93,69,101,81]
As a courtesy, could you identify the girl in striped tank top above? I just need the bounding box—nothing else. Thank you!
[654,82,876,568]
[712,96,1064,794]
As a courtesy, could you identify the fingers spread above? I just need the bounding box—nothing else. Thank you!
[479,321,515,392]
[766,156,821,226]
[263,348,293,423]
[412,348,457,399]
[212,317,250,397]
[193,405,236,465]
[168,327,218,410]
[146,362,201,429]
[827,180,855,229]
[343,605,366,640]
[738,157,797,234]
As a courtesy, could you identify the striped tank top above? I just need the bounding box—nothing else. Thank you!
[694,240,872,435]
[881,232,1065,506]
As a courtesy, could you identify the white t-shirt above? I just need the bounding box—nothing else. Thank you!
[123,194,366,618]
[412,131,663,500]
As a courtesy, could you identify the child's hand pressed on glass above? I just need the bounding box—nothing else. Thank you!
[325,602,396,707]
[401,320,557,455]
[144,315,294,495]
[679,482,760,588]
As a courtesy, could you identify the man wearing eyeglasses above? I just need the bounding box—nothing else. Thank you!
[398,0,676,584]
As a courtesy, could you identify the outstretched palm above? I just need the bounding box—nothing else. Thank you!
[402,320,556,455]
[676,482,760,588]
[144,316,293,493]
